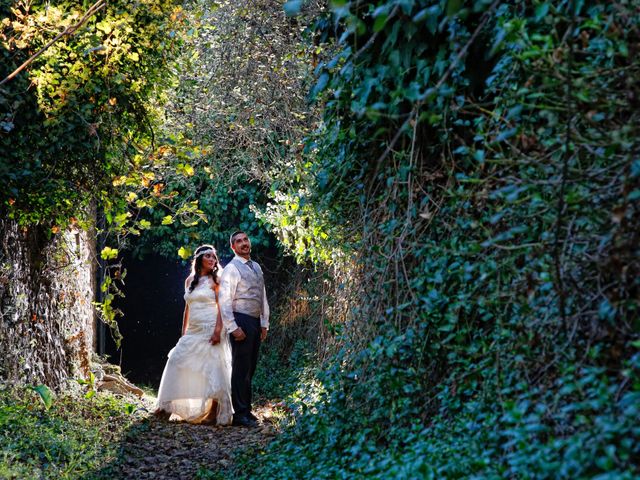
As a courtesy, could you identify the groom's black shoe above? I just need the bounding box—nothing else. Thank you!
[233,415,258,428]
[247,411,259,422]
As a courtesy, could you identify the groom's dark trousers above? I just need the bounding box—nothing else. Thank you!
[229,311,261,418]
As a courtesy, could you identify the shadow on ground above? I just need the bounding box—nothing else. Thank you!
[88,398,277,480]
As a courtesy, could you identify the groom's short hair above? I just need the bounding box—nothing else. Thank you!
[230,230,246,246]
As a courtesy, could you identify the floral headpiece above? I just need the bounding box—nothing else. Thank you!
[194,247,216,259]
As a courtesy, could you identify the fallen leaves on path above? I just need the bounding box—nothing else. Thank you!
[101,398,277,479]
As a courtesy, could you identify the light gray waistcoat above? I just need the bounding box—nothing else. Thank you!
[229,258,265,318]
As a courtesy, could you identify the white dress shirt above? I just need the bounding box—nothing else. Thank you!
[219,255,270,332]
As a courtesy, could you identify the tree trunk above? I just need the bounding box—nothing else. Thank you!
[0,217,96,389]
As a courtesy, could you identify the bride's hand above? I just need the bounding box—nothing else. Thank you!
[210,330,221,345]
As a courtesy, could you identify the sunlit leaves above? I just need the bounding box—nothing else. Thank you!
[112,176,127,187]
[138,219,151,229]
[1,0,185,228]
[100,246,119,260]
[113,212,131,228]
[122,0,319,259]
[176,163,195,176]
[257,189,337,264]
[95,20,112,34]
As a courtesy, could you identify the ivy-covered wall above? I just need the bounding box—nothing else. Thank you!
[241,1,640,478]
[0,218,96,388]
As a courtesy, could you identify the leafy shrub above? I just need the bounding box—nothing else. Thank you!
[242,0,640,478]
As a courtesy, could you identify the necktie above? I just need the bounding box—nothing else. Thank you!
[246,260,257,274]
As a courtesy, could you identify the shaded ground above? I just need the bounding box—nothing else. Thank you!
[96,398,277,479]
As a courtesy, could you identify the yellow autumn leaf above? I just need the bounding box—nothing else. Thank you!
[112,176,127,186]
[178,246,192,259]
[100,246,118,260]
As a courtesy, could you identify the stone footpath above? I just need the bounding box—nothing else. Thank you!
[104,401,277,479]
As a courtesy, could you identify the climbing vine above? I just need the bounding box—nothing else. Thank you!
[244,0,640,478]
[0,0,186,226]
[0,0,193,347]
[2,0,639,476]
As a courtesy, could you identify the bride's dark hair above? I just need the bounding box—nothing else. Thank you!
[189,244,220,292]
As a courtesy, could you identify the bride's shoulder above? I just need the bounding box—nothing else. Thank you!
[184,275,195,289]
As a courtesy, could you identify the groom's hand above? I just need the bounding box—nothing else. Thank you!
[261,327,268,341]
[231,327,246,341]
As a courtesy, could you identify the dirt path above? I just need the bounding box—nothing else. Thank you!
[102,401,277,479]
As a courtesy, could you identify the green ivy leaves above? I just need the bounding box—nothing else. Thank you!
[239,1,640,479]
[28,385,54,410]
[1,0,183,228]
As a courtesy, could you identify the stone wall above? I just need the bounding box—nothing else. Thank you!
[0,218,96,389]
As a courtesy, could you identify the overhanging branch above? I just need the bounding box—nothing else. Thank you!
[0,0,106,87]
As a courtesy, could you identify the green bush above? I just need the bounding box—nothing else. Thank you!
[0,385,139,479]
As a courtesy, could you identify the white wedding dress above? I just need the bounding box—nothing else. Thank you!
[156,275,233,424]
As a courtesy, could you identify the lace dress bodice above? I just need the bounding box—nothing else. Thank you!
[184,276,219,336]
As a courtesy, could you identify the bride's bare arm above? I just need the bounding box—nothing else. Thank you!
[182,276,193,335]
[182,304,190,336]
[210,283,223,345]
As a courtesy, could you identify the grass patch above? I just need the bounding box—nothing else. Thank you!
[134,383,158,398]
[0,383,140,479]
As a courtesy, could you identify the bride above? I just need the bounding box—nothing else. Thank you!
[155,245,233,425]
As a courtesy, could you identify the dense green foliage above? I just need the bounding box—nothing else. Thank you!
[238,0,640,478]
[3,0,640,478]
[0,0,202,346]
[0,385,138,479]
[0,0,182,227]
[128,0,320,258]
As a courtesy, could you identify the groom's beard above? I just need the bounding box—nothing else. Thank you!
[234,246,251,256]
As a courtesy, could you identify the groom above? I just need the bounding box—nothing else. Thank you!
[219,230,269,427]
